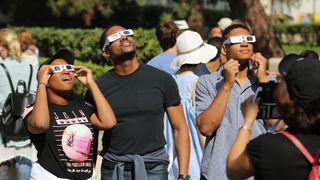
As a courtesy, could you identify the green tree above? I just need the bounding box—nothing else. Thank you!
[47,0,117,26]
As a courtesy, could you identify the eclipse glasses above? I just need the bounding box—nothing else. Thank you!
[223,35,256,45]
[102,29,134,51]
[51,65,74,73]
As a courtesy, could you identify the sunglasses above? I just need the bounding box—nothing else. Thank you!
[102,29,134,50]
[51,64,74,73]
[223,35,256,45]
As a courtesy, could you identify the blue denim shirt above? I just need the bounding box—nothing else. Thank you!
[195,66,267,180]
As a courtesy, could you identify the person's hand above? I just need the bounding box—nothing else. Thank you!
[223,59,240,89]
[37,65,52,85]
[74,65,94,88]
[241,96,259,126]
[251,53,268,83]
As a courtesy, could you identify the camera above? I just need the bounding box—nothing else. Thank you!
[254,81,282,119]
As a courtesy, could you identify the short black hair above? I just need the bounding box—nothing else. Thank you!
[222,23,251,42]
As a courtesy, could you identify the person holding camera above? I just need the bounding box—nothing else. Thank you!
[227,53,320,180]
[195,23,269,180]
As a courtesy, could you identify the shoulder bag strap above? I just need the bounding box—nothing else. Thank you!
[27,64,33,92]
[281,131,314,163]
[0,63,15,93]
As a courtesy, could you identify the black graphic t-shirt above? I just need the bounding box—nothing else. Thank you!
[26,98,95,179]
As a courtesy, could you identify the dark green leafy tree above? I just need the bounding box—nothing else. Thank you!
[47,0,117,26]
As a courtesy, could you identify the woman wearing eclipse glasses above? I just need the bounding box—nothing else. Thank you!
[23,49,117,179]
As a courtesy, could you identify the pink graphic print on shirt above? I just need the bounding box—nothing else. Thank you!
[62,124,93,161]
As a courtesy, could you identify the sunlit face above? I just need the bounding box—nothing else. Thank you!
[0,45,8,60]
[104,26,135,58]
[48,59,74,92]
[224,27,254,63]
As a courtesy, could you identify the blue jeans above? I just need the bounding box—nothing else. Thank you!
[101,162,168,180]
[0,157,31,180]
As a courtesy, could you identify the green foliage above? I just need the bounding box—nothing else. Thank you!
[273,24,320,46]
[12,26,160,64]
[172,2,191,19]
[47,0,117,26]
[134,28,160,63]
[159,12,173,23]
[282,44,320,55]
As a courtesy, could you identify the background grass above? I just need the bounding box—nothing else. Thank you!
[282,44,320,55]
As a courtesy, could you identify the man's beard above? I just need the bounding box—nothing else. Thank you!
[113,51,136,65]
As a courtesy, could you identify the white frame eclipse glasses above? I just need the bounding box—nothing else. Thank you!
[102,29,134,51]
[223,35,256,45]
[51,64,74,73]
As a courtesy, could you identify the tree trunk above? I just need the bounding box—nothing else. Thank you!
[226,0,284,58]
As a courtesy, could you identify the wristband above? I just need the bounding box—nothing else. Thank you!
[177,174,190,180]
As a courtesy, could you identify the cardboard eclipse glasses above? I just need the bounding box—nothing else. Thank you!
[223,35,256,45]
[102,29,134,50]
[51,65,74,73]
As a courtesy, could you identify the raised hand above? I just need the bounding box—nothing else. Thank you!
[74,65,94,88]
[241,96,259,125]
[251,53,268,83]
[223,59,240,89]
[37,65,52,85]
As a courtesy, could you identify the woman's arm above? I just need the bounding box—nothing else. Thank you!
[27,65,51,134]
[227,96,257,179]
[74,65,116,130]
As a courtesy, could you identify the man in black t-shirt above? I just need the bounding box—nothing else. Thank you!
[85,25,190,180]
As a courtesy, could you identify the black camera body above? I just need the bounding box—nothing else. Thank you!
[254,81,282,119]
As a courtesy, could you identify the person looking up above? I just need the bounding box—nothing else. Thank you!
[195,23,269,180]
[85,25,190,180]
[24,49,116,179]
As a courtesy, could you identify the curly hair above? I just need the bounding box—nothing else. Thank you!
[0,28,22,61]
[275,78,320,134]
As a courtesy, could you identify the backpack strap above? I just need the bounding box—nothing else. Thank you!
[281,131,315,163]
[0,63,15,93]
[27,64,33,92]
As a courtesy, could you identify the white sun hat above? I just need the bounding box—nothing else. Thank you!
[171,30,218,70]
